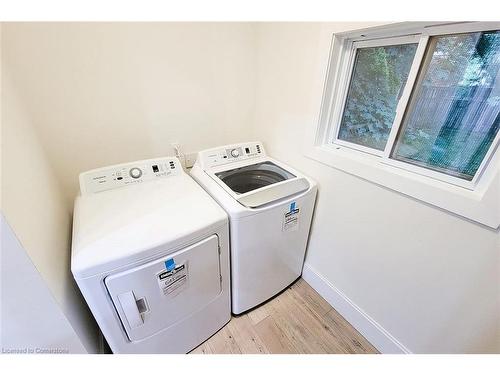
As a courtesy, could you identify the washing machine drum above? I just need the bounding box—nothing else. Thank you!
[216,161,295,194]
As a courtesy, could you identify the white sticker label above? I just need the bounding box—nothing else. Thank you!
[156,263,188,297]
[283,208,300,232]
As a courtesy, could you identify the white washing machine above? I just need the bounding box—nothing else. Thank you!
[71,157,231,353]
[190,142,317,314]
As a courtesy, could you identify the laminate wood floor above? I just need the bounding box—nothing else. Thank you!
[190,278,378,354]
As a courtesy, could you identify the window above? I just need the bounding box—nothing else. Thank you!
[392,31,500,181]
[323,23,500,189]
[337,40,418,151]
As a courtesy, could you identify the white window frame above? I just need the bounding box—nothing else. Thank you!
[330,34,422,157]
[306,21,500,229]
[326,22,500,190]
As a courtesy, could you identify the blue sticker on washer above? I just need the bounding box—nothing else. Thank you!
[165,258,175,271]
[284,202,300,232]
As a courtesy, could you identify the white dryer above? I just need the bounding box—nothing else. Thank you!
[71,157,230,353]
[190,142,317,314]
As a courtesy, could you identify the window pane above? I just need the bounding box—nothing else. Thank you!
[337,43,418,151]
[392,31,500,180]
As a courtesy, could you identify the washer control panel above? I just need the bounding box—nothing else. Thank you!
[200,142,265,169]
[80,157,182,195]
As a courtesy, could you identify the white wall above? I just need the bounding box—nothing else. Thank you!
[1,56,100,353]
[2,21,499,354]
[2,22,257,203]
[1,22,257,352]
[1,216,87,354]
[252,22,500,353]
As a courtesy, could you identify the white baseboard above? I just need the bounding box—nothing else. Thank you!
[302,263,412,354]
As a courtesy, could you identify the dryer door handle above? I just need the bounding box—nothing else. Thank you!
[117,291,144,329]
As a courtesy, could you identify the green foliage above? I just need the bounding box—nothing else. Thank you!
[338,44,417,150]
[338,31,499,180]
[395,31,500,179]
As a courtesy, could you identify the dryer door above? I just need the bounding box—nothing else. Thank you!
[105,235,222,342]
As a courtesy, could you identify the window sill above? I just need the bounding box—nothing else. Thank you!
[305,144,500,229]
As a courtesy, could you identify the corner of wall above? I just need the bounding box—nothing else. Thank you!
[1,54,100,353]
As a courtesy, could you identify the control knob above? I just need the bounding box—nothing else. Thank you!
[230,149,240,158]
[129,167,143,179]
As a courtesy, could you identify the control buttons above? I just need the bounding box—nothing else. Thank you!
[230,149,240,158]
[129,167,143,179]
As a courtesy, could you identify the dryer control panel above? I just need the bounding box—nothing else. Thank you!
[80,157,182,195]
[198,142,265,169]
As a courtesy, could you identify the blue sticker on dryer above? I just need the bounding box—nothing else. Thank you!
[157,262,188,297]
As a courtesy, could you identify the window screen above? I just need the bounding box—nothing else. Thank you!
[391,31,500,180]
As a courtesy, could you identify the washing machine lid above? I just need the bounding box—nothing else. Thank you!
[71,158,227,278]
[213,160,310,208]
[194,142,311,209]
[215,161,296,194]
